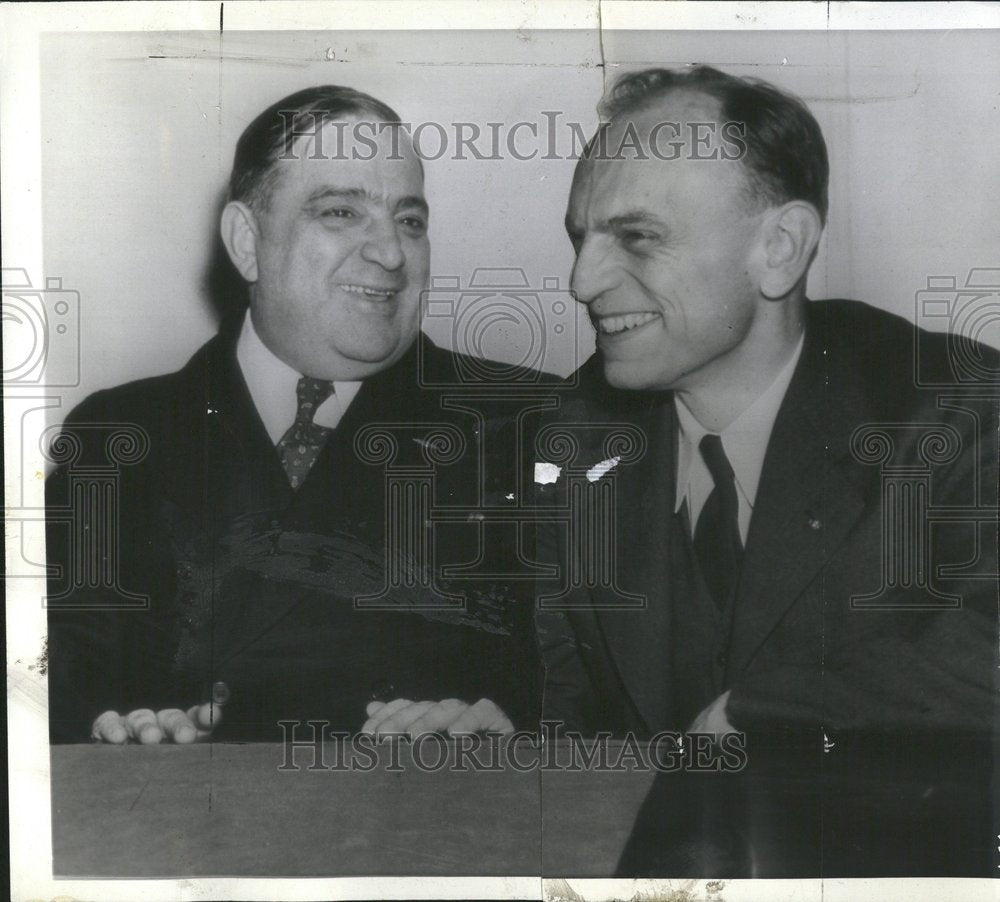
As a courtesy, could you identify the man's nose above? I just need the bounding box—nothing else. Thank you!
[361,220,405,270]
[570,235,617,306]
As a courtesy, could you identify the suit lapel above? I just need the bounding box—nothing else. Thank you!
[729,305,876,676]
[203,327,292,506]
[163,328,304,678]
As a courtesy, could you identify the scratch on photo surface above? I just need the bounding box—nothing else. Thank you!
[128,774,153,812]
[28,636,48,676]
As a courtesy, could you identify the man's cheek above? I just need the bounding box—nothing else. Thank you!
[303,234,351,277]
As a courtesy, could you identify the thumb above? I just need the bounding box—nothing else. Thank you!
[187,701,223,733]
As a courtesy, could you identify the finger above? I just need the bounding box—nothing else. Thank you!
[373,700,437,738]
[186,701,223,738]
[157,708,197,744]
[361,697,413,735]
[405,699,468,737]
[447,698,513,736]
[361,697,411,734]
[365,700,387,718]
[92,710,127,744]
[125,708,163,745]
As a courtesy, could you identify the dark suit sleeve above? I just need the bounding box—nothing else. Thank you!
[528,428,594,733]
[535,607,596,732]
[727,606,995,734]
[531,493,631,735]
[46,393,180,741]
[531,475,588,731]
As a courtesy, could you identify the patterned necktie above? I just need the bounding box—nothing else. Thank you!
[693,434,744,610]
[276,377,335,489]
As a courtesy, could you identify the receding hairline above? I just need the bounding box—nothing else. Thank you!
[573,85,796,220]
[610,84,724,127]
[586,86,733,164]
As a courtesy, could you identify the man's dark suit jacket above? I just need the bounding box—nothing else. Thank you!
[46,320,542,742]
[532,299,997,876]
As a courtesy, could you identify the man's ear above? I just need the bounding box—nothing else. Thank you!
[219,201,261,283]
[758,201,823,300]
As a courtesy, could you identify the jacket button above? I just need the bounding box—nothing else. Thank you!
[212,681,230,705]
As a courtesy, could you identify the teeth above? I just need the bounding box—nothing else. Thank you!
[340,284,396,299]
[597,312,658,335]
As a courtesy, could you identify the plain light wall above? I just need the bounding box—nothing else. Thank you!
[41,29,1000,422]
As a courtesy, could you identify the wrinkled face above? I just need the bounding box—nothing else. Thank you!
[248,118,429,380]
[566,92,767,392]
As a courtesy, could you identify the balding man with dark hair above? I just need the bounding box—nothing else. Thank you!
[535,65,997,876]
[46,86,541,745]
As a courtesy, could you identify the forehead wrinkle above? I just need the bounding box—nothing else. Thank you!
[569,151,675,234]
[582,171,669,230]
[588,139,746,231]
[291,119,423,174]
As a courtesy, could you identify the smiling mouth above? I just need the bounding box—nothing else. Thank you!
[339,283,398,301]
[594,312,660,335]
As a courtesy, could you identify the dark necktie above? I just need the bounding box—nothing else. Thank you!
[693,434,744,610]
[277,377,335,489]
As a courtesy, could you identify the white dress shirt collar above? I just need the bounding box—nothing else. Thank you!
[235,311,362,444]
[674,332,805,543]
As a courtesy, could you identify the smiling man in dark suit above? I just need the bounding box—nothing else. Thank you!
[535,66,997,876]
[46,86,539,745]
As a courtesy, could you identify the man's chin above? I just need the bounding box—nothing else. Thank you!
[320,337,413,380]
[601,357,671,392]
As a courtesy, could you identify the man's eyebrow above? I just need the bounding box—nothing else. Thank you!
[606,211,665,230]
[565,210,664,237]
[395,195,429,217]
[305,186,368,205]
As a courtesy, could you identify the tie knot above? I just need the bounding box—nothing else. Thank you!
[699,433,735,490]
[295,377,335,426]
